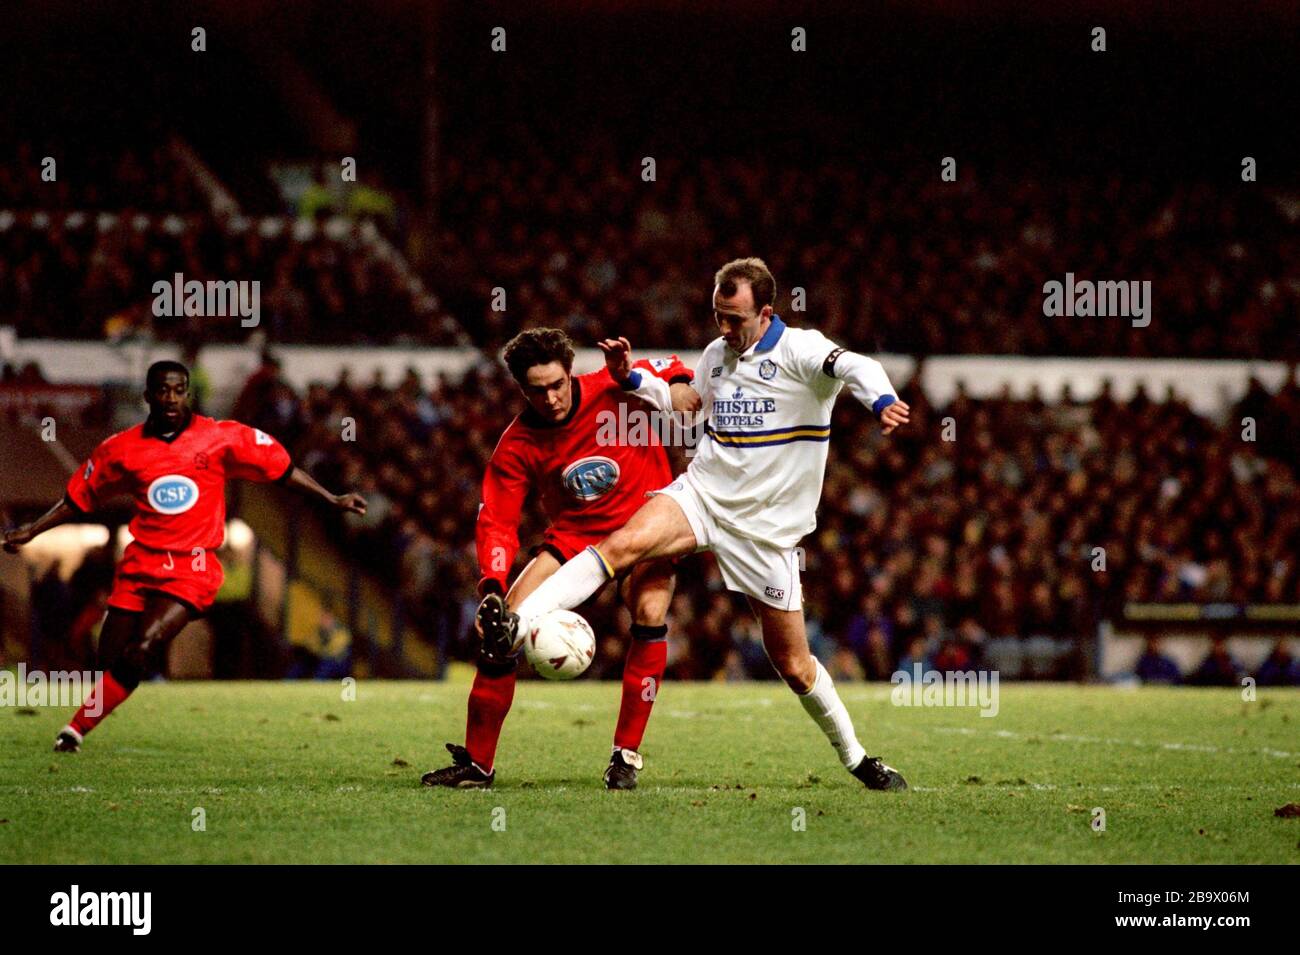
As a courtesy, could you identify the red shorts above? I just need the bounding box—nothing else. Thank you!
[539,526,606,564]
[108,541,224,615]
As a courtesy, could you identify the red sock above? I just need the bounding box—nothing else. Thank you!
[69,672,133,737]
[614,634,667,752]
[464,668,516,771]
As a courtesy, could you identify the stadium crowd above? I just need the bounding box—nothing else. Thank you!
[228,352,1300,685]
[0,141,205,213]
[5,138,1298,361]
[0,215,459,344]
[428,132,1299,360]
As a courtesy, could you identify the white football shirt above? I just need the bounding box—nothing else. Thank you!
[682,315,898,549]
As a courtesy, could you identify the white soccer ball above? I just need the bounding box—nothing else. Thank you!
[524,609,596,680]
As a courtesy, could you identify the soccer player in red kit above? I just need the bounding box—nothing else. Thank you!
[1,360,366,752]
[421,328,699,790]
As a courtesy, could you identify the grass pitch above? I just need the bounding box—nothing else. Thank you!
[1,678,1297,864]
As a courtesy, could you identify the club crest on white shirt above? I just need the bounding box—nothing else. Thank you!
[759,359,778,380]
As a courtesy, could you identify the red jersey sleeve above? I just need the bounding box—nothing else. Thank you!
[633,355,693,384]
[65,437,129,513]
[475,425,533,596]
[220,421,293,483]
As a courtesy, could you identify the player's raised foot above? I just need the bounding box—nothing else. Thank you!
[604,748,643,790]
[53,727,82,753]
[421,743,494,789]
[476,593,524,662]
[851,755,908,791]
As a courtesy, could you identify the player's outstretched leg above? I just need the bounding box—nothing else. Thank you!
[480,494,697,652]
[754,601,907,791]
[56,597,191,752]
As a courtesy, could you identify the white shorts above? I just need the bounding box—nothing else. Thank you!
[652,475,803,611]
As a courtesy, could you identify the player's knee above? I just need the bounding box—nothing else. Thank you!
[630,592,670,627]
[112,643,150,688]
[772,652,816,693]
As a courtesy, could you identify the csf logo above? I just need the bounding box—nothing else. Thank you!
[146,474,200,515]
[561,456,620,502]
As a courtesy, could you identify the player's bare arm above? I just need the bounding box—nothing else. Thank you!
[281,465,368,514]
[2,496,78,553]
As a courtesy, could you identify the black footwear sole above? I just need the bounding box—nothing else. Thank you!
[421,772,493,789]
[476,593,515,660]
[851,757,908,791]
[604,771,637,791]
[604,750,642,790]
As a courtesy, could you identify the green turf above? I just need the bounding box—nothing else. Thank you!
[1,679,1297,863]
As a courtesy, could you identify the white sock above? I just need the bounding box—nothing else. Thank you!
[797,659,867,770]
[515,546,614,636]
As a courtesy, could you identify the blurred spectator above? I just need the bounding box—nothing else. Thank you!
[1188,636,1243,687]
[1255,641,1299,687]
[1134,637,1181,685]
[286,606,352,680]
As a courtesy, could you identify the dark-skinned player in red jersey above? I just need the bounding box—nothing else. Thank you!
[0,360,367,753]
[422,328,699,790]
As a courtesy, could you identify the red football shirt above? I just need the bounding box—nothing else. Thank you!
[65,413,292,552]
[476,358,691,593]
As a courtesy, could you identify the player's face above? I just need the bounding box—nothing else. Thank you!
[520,362,573,421]
[144,371,191,428]
[713,282,772,353]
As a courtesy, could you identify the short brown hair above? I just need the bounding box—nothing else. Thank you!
[502,327,575,383]
[714,257,776,311]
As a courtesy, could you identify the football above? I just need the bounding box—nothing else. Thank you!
[524,609,597,680]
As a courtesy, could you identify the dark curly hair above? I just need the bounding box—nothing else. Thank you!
[502,328,575,383]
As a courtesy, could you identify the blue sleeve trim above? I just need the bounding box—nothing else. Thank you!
[621,369,643,390]
[871,394,897,418]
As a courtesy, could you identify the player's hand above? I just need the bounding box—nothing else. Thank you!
[597,336,633,385]
[2,525,32,554]
[669,382,703,416]
[880,400,910,435]
[332,493,368,515]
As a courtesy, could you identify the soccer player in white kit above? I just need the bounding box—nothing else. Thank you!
[478,257,912,790]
